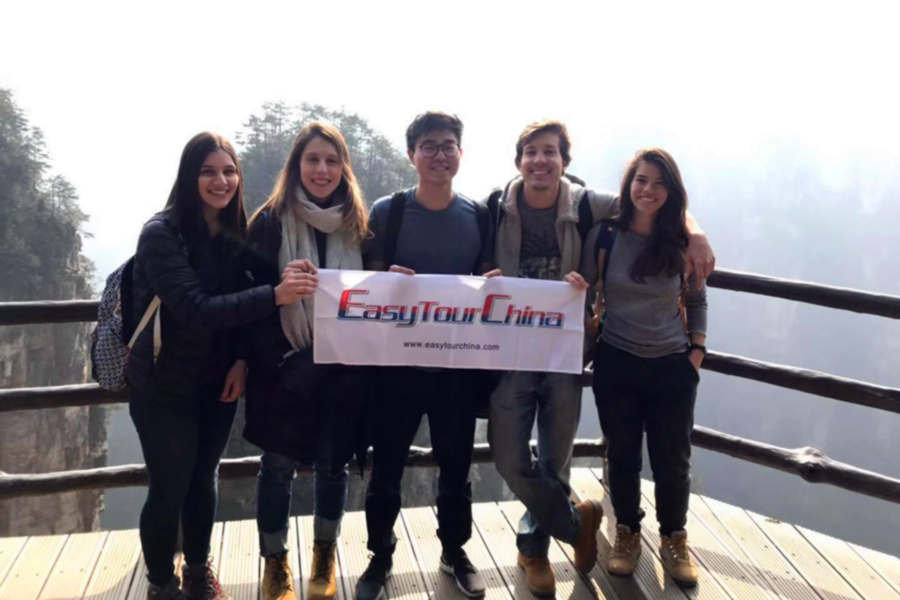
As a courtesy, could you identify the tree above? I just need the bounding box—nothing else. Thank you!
[0,89,93,301]
[235,102,416,215]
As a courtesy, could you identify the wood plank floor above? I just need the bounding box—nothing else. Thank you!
[0,468,897,600]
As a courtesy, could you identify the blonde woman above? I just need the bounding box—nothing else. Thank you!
[243,122,369,600]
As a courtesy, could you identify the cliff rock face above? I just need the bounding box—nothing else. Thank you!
[0,87,106,536]
[0,323,108,536]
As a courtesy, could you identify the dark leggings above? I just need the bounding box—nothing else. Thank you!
[130,382,237,586]
[592,340,698,535]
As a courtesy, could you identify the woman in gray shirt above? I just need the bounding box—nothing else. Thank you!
[587,148,707,587]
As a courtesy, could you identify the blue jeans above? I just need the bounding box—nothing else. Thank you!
[488,371,583,558]
[256,388,357,556]
[256,451,348,555]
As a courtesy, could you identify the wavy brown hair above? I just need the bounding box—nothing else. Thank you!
[250,121,368,242]
[619,148,689,282]
[514,120,572,167]
[165,132,246,240]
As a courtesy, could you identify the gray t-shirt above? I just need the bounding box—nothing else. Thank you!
[364,189,490,275]
[598,230,707,358]
[517,191,561,280]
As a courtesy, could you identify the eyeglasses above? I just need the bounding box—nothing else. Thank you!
[417,142,459,158]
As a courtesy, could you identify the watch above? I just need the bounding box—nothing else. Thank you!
[689,344,707,356]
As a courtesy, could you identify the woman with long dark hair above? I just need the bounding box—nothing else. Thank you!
[127,132,313,600]
[242,122,369,600]
[586,148,708,587]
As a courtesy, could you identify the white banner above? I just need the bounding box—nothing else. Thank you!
[313,269,585,374]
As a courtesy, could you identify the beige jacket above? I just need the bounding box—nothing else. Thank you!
[493,176,617,278]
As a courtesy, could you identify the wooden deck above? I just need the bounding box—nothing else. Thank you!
[1,468,897,600]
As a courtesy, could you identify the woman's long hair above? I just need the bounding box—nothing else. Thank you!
[618,148,689,282]
[165,132,247,240]
[250,121,368,242]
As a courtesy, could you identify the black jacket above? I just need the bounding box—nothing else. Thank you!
[242,208,369,463]
[125,213,276,397]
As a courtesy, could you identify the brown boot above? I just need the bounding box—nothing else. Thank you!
[607,524,642,576]
[517,552,555,597]
[659,530,698,587]
[262,552,297,600]
[572,500,603,572]
[307,541,337,600]
[181,561,229,600]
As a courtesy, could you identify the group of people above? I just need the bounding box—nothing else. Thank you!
[125,111,712,600]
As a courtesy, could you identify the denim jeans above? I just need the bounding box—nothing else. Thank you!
[256,381,358,556]
[256,451,348,555]
[488,370,583,557]
[365,367,475,556]
[129,382,236,586]
[593,340,698,535]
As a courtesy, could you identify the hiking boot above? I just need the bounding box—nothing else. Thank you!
[307,541,336,600]
[660,530,698,587]
[607,524,642,576]
[181,561,229,600]
[517,552,555,597]
[439,548,485,598]
[262,551,297,600]
[147,576,186,600]
[355,553,392,600]
[572,499,603,572]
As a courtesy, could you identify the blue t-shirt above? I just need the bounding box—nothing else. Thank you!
[364,188,491,275]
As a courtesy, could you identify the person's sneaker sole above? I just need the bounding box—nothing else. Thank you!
[439,562,485,598]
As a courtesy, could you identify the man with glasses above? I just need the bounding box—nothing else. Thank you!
[357,111,493,600]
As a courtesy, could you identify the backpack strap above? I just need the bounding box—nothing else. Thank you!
[594,219,619,284]
[119,254,162,364]
[127,295,162,362]
[382,190,408,268]
[472,199,494,273]
[475,200,489,243]
[486,188,502,229]
[577,190,593,241]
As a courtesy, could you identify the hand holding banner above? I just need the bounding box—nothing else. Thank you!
[313,269,585,374]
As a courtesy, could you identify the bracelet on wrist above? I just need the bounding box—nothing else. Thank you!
[689,343,707,356]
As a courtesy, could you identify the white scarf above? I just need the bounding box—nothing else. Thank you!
[278,186,362,351]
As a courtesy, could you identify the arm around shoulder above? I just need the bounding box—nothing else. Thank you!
[684,211,715,286]
[586,189,619,221]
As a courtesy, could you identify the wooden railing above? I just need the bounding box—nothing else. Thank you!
[1,268,899,504]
